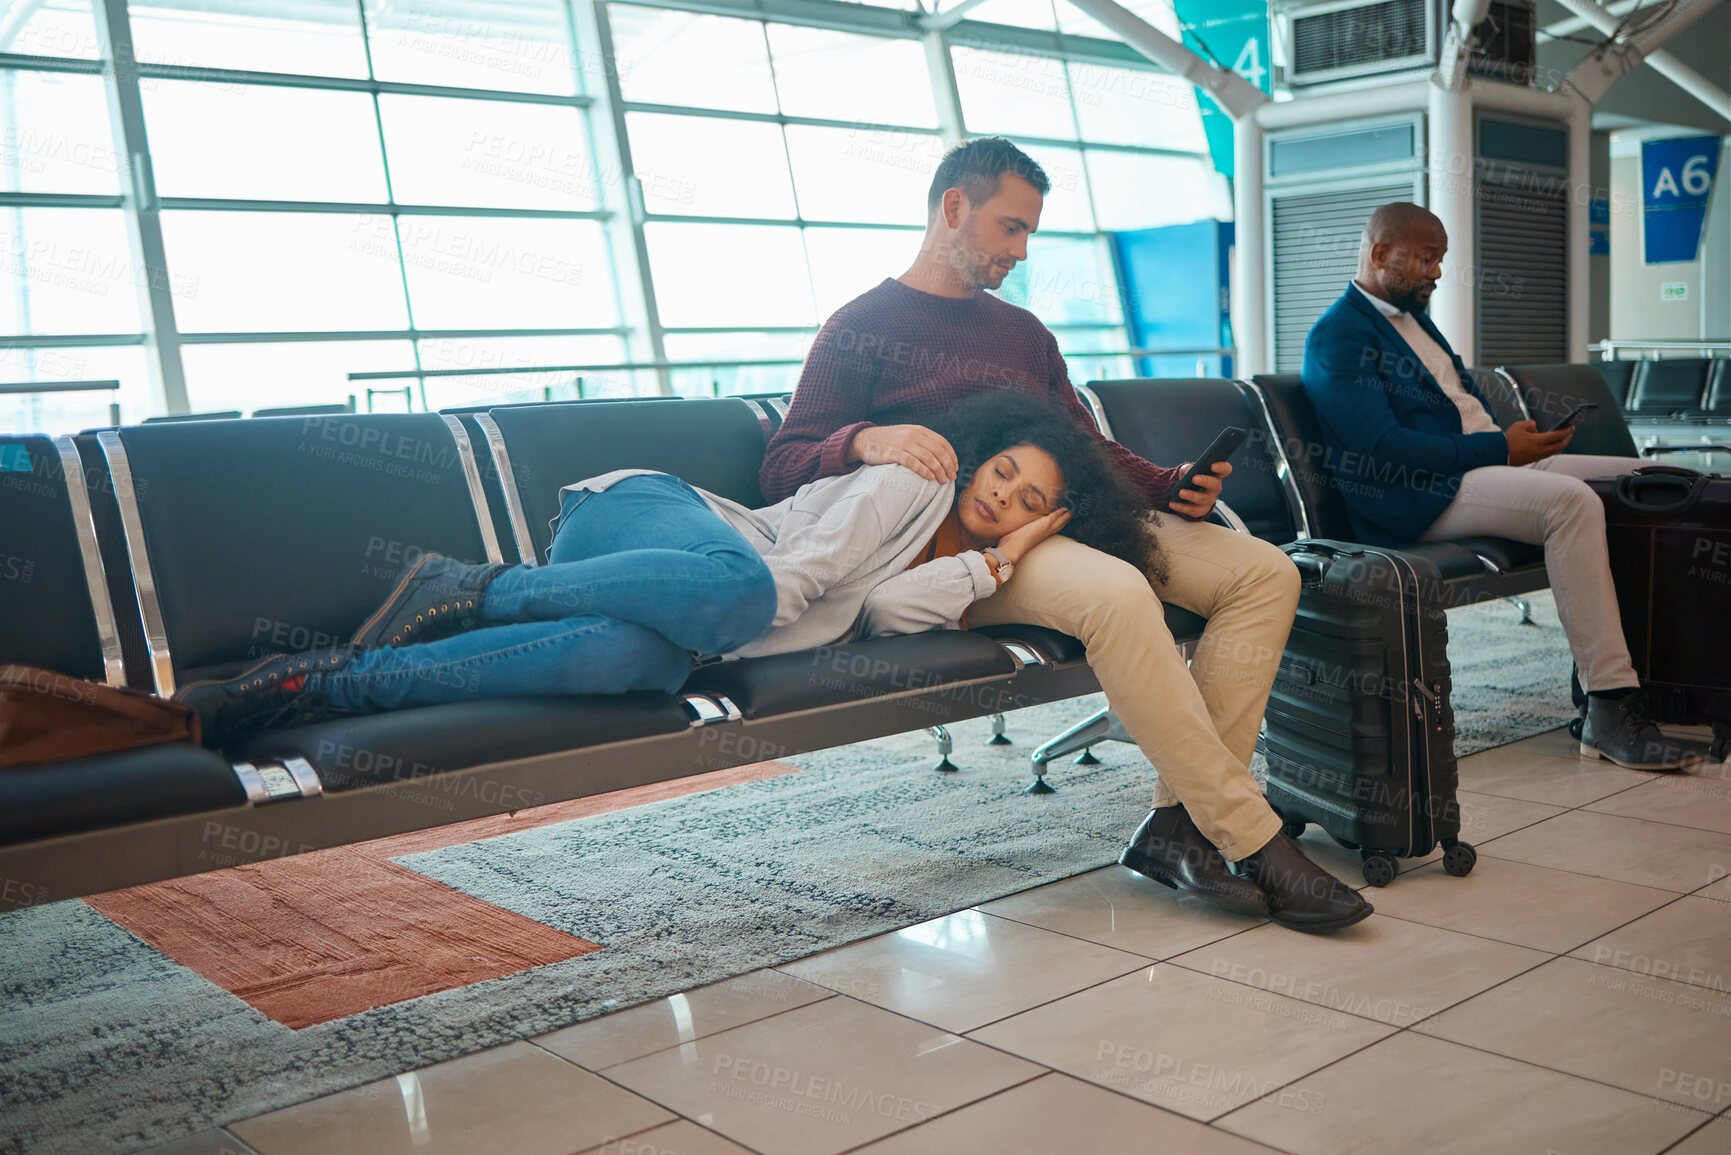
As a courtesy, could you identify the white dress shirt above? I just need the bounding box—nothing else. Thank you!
[1353,281,1499,435]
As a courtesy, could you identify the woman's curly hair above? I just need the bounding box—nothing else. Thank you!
[932,390,1160,578]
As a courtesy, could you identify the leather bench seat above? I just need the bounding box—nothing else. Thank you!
[1395,541,1519,581]
[0,745,245,846]
[973,624,1088,664]
[683,632,1017,720]
[1447,535,1546,573]
[233,693,693,788]
[974,605,1206,667]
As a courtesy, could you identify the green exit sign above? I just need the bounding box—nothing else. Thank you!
[1661,282,1689,301]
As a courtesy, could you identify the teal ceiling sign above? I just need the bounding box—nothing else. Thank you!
[1171,0,1271,180]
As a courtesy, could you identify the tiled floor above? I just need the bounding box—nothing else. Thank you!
[162,730,1731,1155]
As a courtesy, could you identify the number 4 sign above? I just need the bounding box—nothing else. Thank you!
[1642,136,1722,264]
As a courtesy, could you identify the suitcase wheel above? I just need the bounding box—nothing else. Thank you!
[1278,810,1307,839]
[1360,853,1399,888]
[1568,716,1584,741]
[1442,840,1478,878]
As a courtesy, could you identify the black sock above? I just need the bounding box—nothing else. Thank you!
[1589,687,1637,701]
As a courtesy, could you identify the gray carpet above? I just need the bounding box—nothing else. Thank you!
[0,594,1574,1154]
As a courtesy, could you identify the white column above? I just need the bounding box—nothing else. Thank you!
[1427,78,1477,363]
[1232,117,1265,375]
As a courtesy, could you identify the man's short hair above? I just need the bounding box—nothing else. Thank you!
[927,136,1050,216]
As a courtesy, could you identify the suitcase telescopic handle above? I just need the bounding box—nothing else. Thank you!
[1615,471,1708,515]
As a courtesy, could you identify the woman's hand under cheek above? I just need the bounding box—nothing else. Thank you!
[994,508,1072,566]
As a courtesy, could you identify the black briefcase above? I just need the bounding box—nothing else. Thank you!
[1587,465,1731,762]
[1261,542,1476,887]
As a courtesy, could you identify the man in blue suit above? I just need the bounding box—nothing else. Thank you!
[1302,202,1693,771]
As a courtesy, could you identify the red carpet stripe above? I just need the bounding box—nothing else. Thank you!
[87,761,802,1028]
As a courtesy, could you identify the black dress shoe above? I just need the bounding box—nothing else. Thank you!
[351,554,510,651]
[175,649,350,749]
[1231,833,1372,933]
[1582,692,1699,771]
[1120,807,1270,916]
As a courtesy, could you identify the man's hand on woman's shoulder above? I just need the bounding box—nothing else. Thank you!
[846,424,959,483]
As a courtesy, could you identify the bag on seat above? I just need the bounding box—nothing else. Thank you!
[0,666,200,767]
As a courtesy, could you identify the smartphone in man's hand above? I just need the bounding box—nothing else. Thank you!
[1544,403,1599,434]
[1174,427,1249,495]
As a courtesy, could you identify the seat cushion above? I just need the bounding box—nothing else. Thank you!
[972,624,1088,664]
[0,743,244,846]
[683,633,1017,720]
[1390,541,1498,581]
[1448,535,1546,573]
[0,436,108,681]
[970,601,1206,663]
[1087,379,1299,545]
[232,694,693,788]
[117,415,494,678]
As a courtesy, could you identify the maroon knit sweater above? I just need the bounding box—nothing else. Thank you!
[760,278,1185,506]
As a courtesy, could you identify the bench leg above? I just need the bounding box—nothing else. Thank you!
[928,725,958,773]
[987,712,1011,745]
[1027,708,1137,792]
[1507,596,1534,625]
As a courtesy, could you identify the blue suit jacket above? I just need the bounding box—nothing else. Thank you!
[1300,284,1509,545]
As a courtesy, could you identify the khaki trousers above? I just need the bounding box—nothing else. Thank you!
[1420,453,1642,692]
[969,517,1297,860]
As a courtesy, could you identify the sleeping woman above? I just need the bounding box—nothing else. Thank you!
[178,391,1155,745]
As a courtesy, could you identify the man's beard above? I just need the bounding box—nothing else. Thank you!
[1387,280,1432,314]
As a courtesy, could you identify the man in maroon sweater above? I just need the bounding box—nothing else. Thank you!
[762,138,1368,933]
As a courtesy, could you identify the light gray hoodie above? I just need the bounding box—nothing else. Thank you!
[560,465,999,658]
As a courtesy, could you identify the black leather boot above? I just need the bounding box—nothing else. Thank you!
[1231,833,1373,933]
[175,649,349,749]
[1582,691,1698,771]
[1120,807,1270,916]
[351,554,510,650]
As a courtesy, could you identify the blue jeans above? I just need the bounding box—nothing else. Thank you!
[319,475,776,713]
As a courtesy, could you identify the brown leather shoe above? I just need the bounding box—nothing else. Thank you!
[1120,807,1269,917]
[1231,833,1372,933]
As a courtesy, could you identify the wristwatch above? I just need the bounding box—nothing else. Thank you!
[983,547,1014,585]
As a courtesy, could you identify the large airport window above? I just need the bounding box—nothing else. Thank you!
[180,339,415,414]
[143,82,388,203]
[161,210,411,333]
[997,235,1124,326]
[764,24,937,127]
[397,215,616,330]
[0,0,100,59]
[1,0,1233,424]
[362,0,579,97]
[645,222,816,328]
[415,333,631,409]
[626,113,798,219]
[0,70,121,195]
[128,0,370,78]
[378,95,599,211]
[0,207,143,335]
[610,8,779,114]
[783,125,935,226]
[950,44,1079,141]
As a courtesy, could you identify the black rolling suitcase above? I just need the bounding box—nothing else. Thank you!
[1261,542,1476,887]
[1584,466,1731,762]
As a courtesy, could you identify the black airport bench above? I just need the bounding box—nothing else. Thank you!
[0,402,1119,908]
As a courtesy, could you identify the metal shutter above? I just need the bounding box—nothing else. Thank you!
[1476,168,1567,366]
[1271,182,1416,372]
[1291,0,1430,77]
